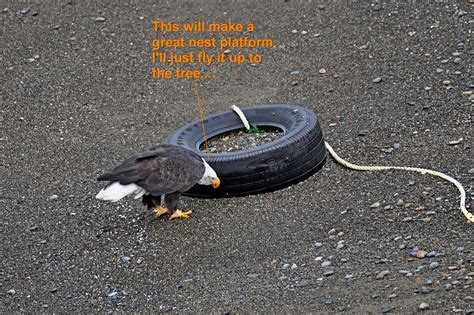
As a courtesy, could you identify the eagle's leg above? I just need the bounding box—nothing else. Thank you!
[165,192,193,219]
[142,195,169,218]
[153,195,169,218]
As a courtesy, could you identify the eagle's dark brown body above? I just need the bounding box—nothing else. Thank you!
[97,144,207,214]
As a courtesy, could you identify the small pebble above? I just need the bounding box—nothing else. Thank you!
[416,250,427,259]
[301,30,307,35]
[107,291,118,298]
[419,217,431,223]
[49,194,59,200]
[399,244,406,250]
[291,263,297,270]
[95,17,106,22]
[295,279,310,287]
[453,57,462,64]
[314,241,322,247]
[319,68,327,74]
[420,286,432,294]
[323,269,335,276]
[7,289,15,295]
[414,265,424,272]
[429,262,439,269]
[419,302,430,310]
[370,202,381,208]
[321,261,331,267]
[247,273,259,279]
[448,139,462,145]
[291,29,298,34]
[373,77,382,83]
[426,251,437,257]
[122,256,131,263]
[290,70,300,75]
[397,199,404,205]
[402,217,413,222]
[376,270,390,280]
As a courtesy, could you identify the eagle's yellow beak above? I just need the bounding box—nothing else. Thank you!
[212,178,221,189]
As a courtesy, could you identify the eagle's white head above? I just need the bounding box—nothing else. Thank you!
[199,159,220,188]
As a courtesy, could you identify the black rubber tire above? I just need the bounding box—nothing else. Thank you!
[166,104,326,198]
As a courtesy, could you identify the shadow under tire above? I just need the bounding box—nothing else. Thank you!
[166,104,327,198]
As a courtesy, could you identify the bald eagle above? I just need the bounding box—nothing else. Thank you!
[96,144,220,219]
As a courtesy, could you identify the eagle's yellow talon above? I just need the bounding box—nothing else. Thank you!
[170,209,193,220]
[153,206,169,218]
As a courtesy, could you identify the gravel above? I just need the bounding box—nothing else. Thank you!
[2,1,472,313]
[203,129,283,153]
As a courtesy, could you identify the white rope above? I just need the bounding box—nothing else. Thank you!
[231,105,473,224]
[325,142,472,224]
[231,105,251,130]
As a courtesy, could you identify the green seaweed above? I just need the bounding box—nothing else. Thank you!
[246,125,265,134]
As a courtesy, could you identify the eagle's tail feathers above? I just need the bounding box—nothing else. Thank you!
[96,182,143,202]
